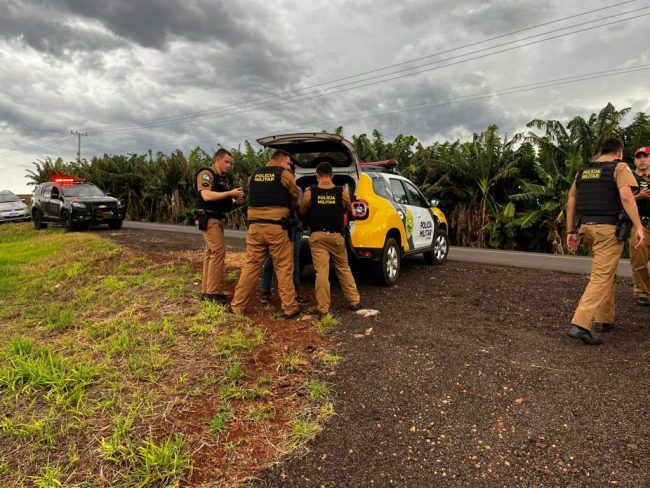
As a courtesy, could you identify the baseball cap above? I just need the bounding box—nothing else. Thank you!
[634,146,650,157]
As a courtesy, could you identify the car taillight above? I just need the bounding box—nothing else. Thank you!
[351,200,369,220]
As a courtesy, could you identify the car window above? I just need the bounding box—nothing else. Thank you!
[389,179,409,205]
[371,175,390,199]
[50,186,60,199]
[403,180,429,208]
[292,152,351,169]
[38,184,51,198]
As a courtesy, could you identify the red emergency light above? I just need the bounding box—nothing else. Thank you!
[52,175,85,185]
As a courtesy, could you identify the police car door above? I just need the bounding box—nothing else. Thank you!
[402,180,436,250]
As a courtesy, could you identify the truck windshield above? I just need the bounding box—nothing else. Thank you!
[62,184,107,197]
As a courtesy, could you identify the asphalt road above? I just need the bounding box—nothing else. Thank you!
[122,221,632,278]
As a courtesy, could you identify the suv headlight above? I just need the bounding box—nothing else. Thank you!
[72,202,87,209]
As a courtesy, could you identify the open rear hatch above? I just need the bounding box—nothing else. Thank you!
[257,132,360,196]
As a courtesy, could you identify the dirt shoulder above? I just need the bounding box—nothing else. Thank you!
[104,228,650,487]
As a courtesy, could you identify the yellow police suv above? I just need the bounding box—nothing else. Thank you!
[257,133,449,286]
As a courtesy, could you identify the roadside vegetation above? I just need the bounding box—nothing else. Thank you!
[25,104,650,253]
[0,224,337,487]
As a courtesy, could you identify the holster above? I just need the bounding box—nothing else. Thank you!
[198,211,209,231]
[615,212,632,241]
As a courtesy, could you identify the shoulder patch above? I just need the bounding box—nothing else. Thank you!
[202,173,211,181]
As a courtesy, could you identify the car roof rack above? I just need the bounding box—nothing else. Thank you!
[359,159,399,174]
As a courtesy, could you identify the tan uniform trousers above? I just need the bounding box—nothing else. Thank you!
[571,224,624,329]
[629,225,650,298]
[309,231,360,314]
[201,218,225,294]
[231,224,298,314]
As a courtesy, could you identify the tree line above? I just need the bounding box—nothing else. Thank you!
[26,103,650,254]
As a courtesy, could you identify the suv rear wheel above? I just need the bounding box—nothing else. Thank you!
[32,209,47,230]
[375,237,400,286]
[424,230,449,265]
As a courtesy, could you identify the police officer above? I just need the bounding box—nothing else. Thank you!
[195,149,244,303]
[629,146,650,306]
[300,161,361,317]
[230,149,300,317]
[565,138,644,345]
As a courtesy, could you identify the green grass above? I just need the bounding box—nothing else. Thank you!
[207,402,234,435]
[245,404,275,422]
[219,383,272,401]
[222,360,245,384]
[214,327,264,357]
[321,353,342,365]
[0,223,333,486]
[0,338,99,408]
[275,351,307,373]
[307,379,332,402]
[31,464,67,488]
[0,413,58,448]
[315,313,340,333]
[288,418,321,448]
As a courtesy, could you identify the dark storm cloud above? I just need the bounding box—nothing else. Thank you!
[0,0,281,55]
[0,1,125,56]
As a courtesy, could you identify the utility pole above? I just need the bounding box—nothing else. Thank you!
[70,130,87,163]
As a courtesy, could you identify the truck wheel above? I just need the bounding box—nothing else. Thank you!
[108,219,123,230]
[375,237,400,286]
[424,230,449,265]
[32,209,47,230]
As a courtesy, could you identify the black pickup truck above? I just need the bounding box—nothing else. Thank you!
[31,178,126,231]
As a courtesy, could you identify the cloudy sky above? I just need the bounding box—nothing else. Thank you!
[1,0,649,194]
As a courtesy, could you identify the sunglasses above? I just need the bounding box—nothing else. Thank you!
[635,153,649,158]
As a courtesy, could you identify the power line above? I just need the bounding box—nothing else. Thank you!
[0,133,71,158]
[81,64,650,157]
[81,1,644,135]
[87,9,650,136]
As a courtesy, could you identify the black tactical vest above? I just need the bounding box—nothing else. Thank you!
[309,185,344,232]
[634,172,650,216]
[575,161,621,219]
[249,166,290,208]
[194,167,233,215]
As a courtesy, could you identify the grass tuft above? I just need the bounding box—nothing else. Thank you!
[289,418,321,448]
[308,379,332,402]
[315,313,340,333]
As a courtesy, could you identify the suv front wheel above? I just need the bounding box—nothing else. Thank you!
[108,219,123,230]
[375,237,401,286]
[32,209,47,230]
[62,210,75,232]
[424,230,449,265]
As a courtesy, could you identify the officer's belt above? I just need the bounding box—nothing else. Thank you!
[581,215,618,225]
[196,209,224,220]
[248,219,285,226]
[311,228,343,234]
